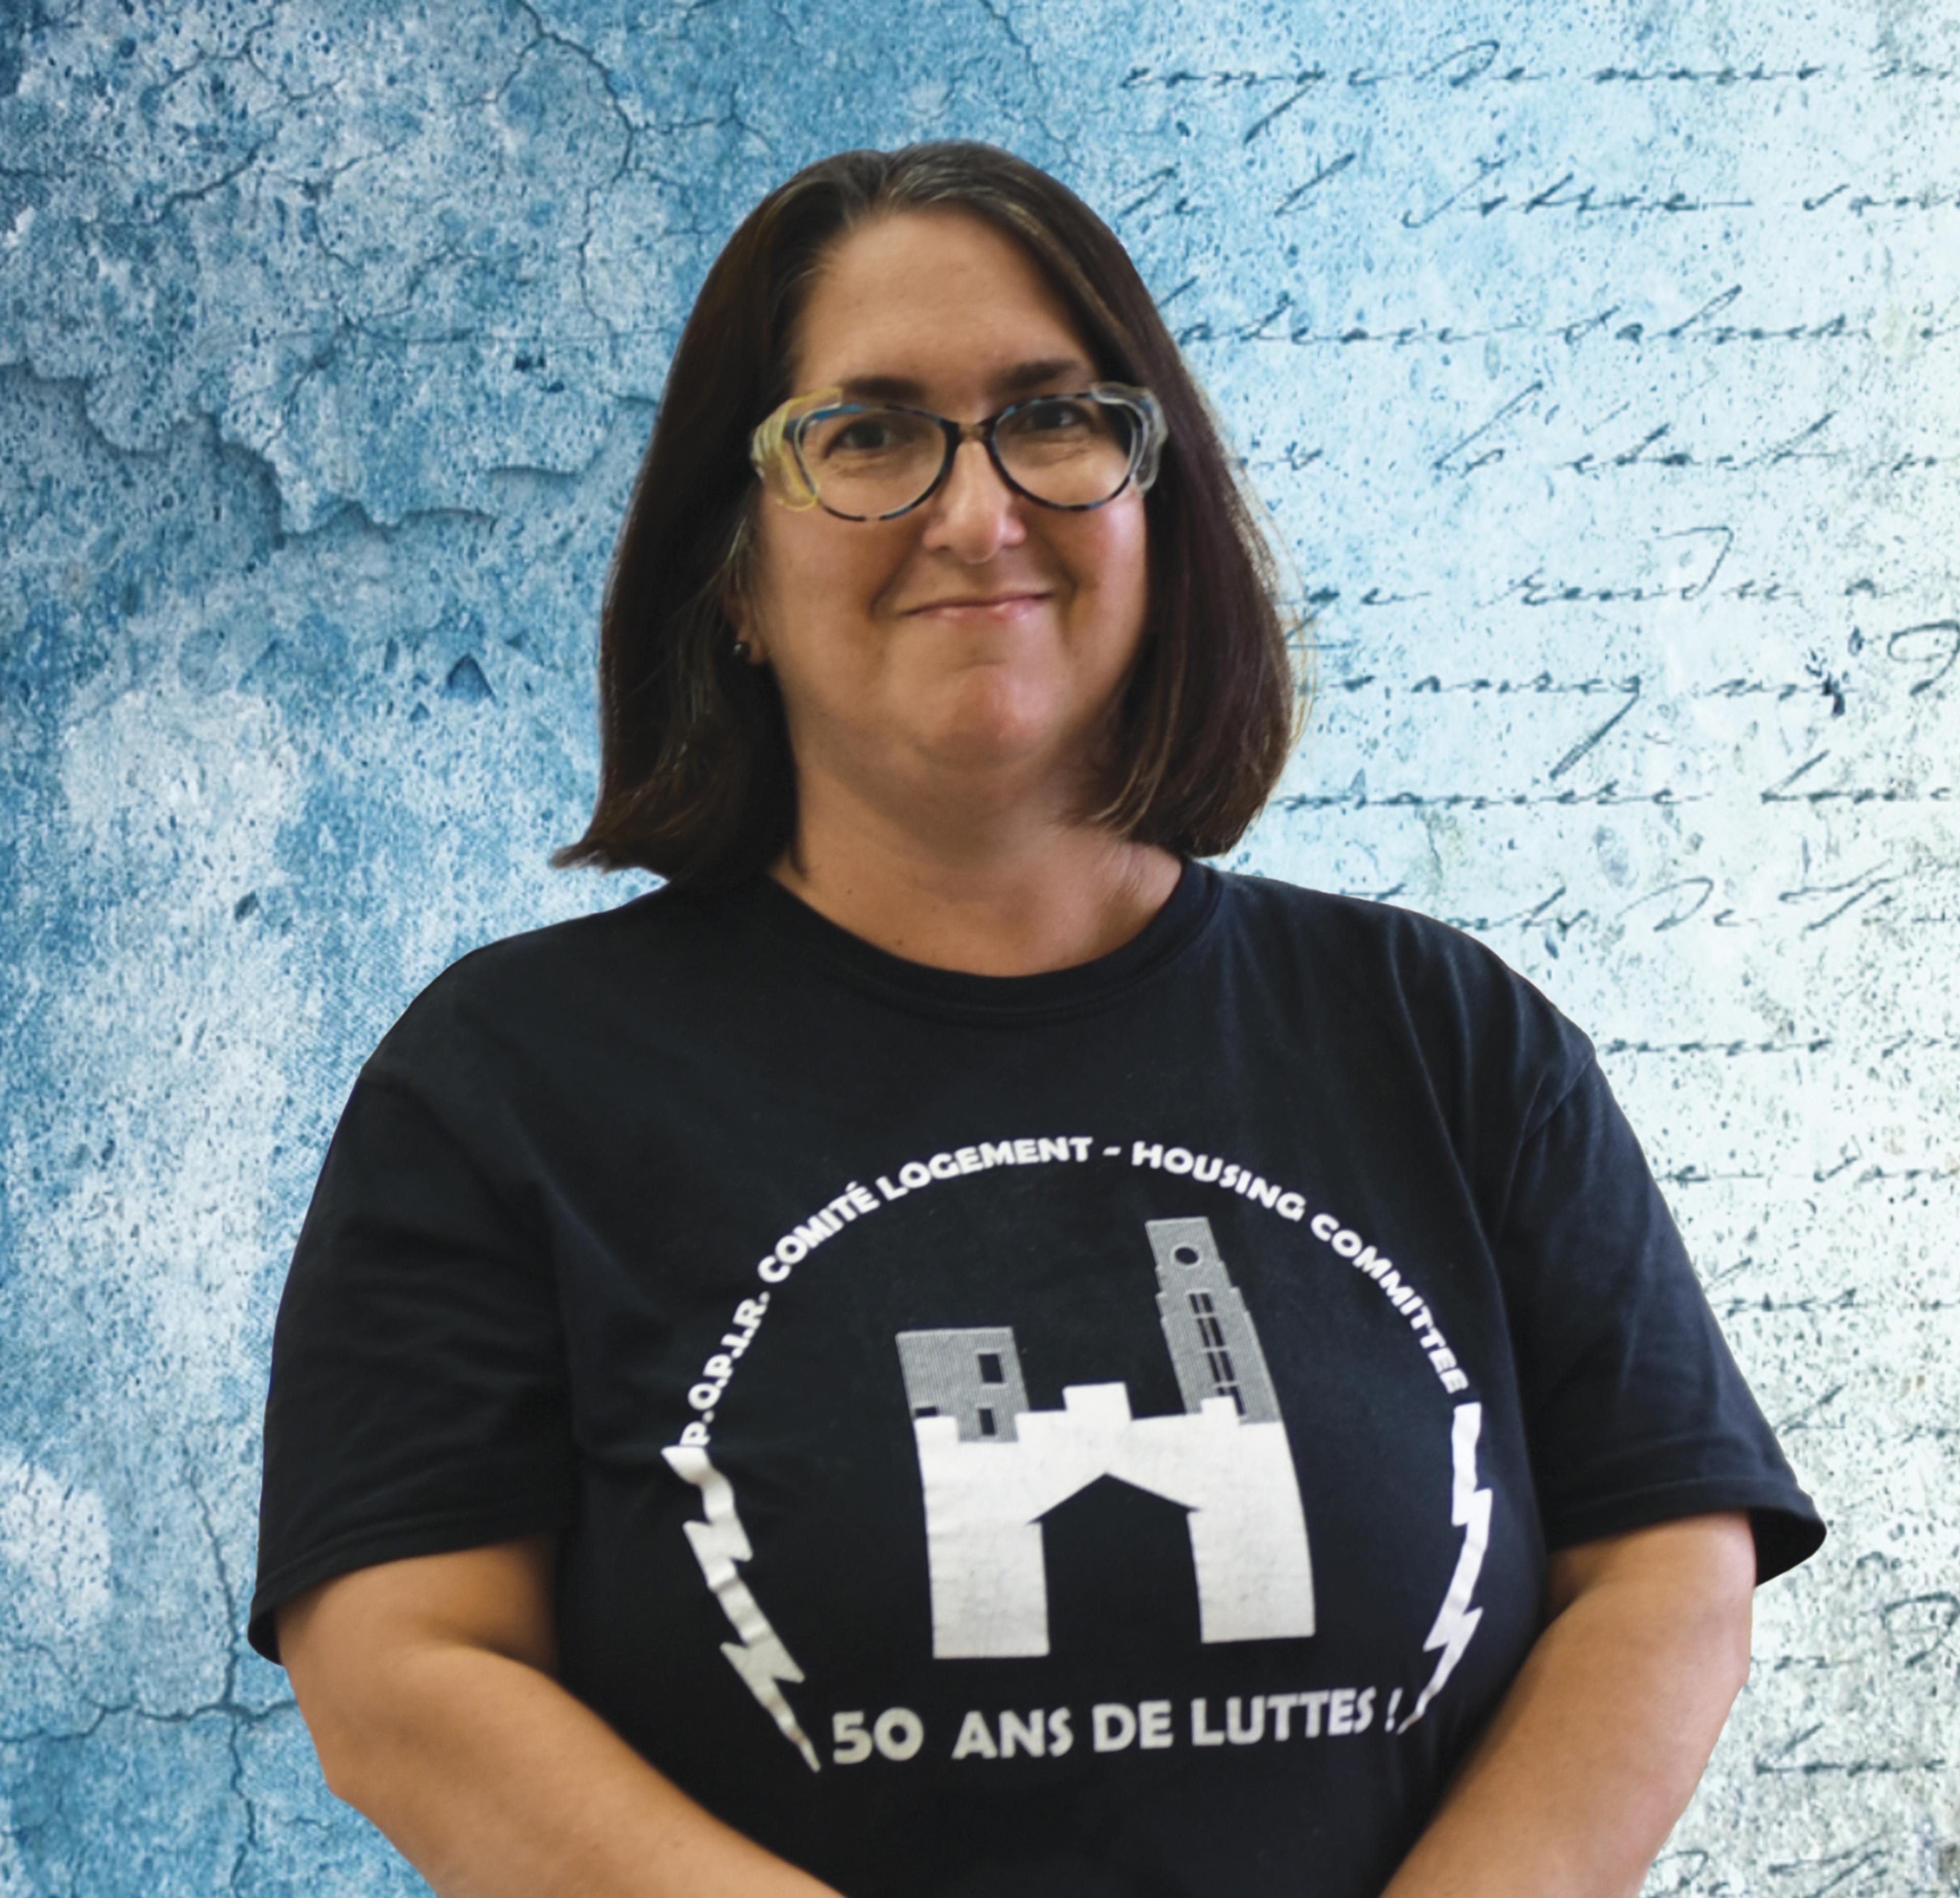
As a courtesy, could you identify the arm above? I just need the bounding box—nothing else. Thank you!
[278,1537,842,1898]
[1381,1510,1757,1898]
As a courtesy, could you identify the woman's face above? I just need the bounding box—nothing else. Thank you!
[732,208,1150,818]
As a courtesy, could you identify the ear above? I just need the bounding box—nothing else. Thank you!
[720,582,769,666]
[718,512,769,665]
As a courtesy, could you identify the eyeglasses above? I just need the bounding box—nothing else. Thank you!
[748,382,1167,521]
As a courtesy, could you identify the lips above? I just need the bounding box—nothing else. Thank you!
[905,591,1050,614]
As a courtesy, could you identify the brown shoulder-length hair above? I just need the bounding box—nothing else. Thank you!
[556,140,1301,885]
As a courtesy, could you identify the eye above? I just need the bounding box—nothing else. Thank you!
[1016,397,1096,434]
[806,408,931,462]
[830,416,903,453]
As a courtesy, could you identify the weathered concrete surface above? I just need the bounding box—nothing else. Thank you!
[2,1,1954,1890]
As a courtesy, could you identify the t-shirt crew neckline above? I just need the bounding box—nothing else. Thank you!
[742,855,1220,1024]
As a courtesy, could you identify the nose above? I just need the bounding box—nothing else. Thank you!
[917,434,1028,562]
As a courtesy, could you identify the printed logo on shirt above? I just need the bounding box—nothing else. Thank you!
[660,1133,1492,1774]
[895,1217,1315,1659]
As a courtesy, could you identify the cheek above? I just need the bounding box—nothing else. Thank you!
[750,515,897,643]
[1086,506,1150,642]
[740,520,828,653]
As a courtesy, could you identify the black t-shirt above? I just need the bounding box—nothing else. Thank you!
[251,864,1822,1898]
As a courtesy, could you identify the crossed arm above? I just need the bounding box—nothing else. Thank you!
[278,1509,1756,1898]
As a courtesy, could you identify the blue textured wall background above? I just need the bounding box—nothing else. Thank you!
[2,0,1956,1890]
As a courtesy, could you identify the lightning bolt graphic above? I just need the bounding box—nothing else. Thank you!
[663,1444,822,1772]
[1400,1402,1491,1733]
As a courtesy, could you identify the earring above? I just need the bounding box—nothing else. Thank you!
[731,639,751,662]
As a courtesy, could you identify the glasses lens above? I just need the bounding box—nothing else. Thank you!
[996,396,1138,507]
[798,408,945,517]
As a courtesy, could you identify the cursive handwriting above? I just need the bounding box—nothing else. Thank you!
[1402,157,1753,227]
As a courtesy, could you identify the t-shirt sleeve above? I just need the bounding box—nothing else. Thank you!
[249,1058,577,1662]
[1493,1055,1824,1583]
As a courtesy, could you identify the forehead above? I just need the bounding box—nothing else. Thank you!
[790,208,1096,398]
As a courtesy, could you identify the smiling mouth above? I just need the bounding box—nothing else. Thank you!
[906,592,1050,614]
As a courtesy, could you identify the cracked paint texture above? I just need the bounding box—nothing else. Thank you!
[2,0,1956,1891]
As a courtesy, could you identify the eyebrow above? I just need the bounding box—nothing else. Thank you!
[832,357,1093,404]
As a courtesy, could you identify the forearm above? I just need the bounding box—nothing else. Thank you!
[279,1541,841,1898]
[311,1636,839,1898]
[316,1637,840,1898]
[1381,1514,1756,1898]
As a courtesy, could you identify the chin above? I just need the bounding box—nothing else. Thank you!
[913,673,1074,764]
[917,720,1054,775]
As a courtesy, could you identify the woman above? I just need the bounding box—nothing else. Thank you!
[251,142,1822,1898]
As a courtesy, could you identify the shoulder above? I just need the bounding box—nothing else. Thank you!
[1207,867,1547,1001]
[364,881,746,1090]
[1211,869,1490,960]
[1205,869,1596,1137]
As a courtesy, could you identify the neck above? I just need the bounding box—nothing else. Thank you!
[770,759,1185,976]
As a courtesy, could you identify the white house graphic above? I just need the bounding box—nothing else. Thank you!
[896,1218,1315,1660]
